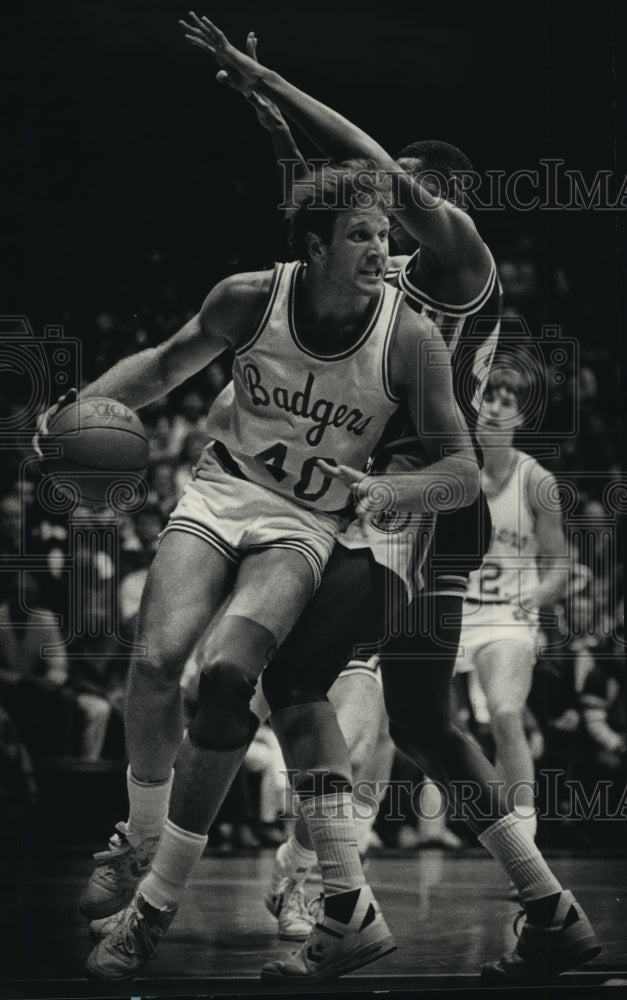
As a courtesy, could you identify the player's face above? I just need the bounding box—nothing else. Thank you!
[476,385,523,443]
[323,208,390,296]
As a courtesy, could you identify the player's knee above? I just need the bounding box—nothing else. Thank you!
[188,660,258,750]
[134,642,187,689]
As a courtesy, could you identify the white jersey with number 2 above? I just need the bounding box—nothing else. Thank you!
[466,451,540,606]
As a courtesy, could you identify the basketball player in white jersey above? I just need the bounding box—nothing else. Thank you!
[180,16,601,986]
[38,163,480,981]
[455,364,568,840]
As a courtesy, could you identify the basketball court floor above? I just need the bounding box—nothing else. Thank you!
[2,843,626,998]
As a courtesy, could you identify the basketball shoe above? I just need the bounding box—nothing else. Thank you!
[89,907,128,940]
[481,890,602,984]
[265,878,321,940]
[80,822,160,919]
[261,884,396,983]
[265,840,319,940]
[86,892,177,981]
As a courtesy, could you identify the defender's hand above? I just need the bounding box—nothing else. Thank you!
[244,32,283,130]
[180,12,262,96]
[32,387,79,460]
[317,460,389,537]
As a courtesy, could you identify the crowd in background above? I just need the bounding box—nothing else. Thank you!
[0,236,624,852]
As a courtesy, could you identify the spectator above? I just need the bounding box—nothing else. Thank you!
[64,584,129,761]
[167,389,207,458]
[174,429,207,498]
[0,572,82,758]
[147,460,178,521]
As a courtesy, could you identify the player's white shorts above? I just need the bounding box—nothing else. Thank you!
[161,451,343,590]
[337,656,382,686]
[454,598,539,674]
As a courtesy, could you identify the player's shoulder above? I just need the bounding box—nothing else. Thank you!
[518,451,560,512]
[402,226,496,304]
[200,267,278,345]
[206,268,276,309]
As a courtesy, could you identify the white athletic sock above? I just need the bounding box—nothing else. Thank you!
[140,818,208,910]
[301,793,365,895]
[478,813,561,904]
[126,766,173,840]
[279,836,317,880]
[515,804,538,841]
[353,811,377,856]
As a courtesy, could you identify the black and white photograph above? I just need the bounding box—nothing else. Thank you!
[0,1,625,997]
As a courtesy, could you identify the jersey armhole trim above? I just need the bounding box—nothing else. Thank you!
[235,263,285,356]
[399,251,497,316]
[382,290,405,404]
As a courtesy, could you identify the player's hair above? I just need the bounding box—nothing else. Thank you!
[395,139,474,177]
[485,361,531,403]
[288,159,393,263]
[395,139,474,211]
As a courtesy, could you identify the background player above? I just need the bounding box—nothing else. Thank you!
[180,16,601,986]
[455,363,569,841]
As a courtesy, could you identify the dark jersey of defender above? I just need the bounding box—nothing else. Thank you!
[372,248,502,472]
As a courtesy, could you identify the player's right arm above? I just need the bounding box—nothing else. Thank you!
[181,15,490,272]
[34,273,271,442]
[243,33,311,189]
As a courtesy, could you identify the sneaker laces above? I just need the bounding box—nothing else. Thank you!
[283,882,309,919]
[94,823,132,864]
[115,907,158,961]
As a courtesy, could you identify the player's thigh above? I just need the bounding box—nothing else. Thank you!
[262,546,388,705]
[474,640,536,716]
[136,529,235,666]
[225,546,318,647]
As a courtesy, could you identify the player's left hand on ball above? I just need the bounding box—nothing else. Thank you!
[179,12,261,95]
[32,387,79,460]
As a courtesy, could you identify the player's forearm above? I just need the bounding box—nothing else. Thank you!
[256,69,469,256]
[257,68,397,171]
[263,108,309,173]
[80,348,172,410]
[359,453,480,515]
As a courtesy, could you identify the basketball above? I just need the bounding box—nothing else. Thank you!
[43,396,150,506]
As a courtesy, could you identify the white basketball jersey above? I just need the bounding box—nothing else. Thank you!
[196,261,404,513]
[466,451,540,604]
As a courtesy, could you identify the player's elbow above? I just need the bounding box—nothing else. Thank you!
[455,455,480,508]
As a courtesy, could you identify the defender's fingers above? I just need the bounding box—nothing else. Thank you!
[185,34,215,54]
[247,31,258,60]
[200,16,227,45]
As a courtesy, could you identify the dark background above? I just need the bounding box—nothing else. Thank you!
[0,0,624,360]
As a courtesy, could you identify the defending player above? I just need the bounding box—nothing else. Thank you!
[39,164,480,981]
[179,16,601,987]
[455,363,569,840]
